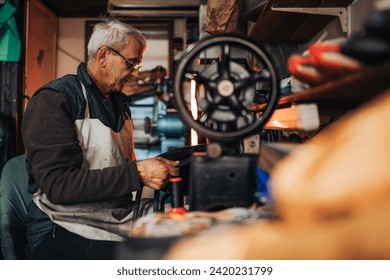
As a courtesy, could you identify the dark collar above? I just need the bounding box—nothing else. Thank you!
[77,62,128,104]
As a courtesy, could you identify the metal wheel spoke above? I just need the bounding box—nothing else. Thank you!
[184,72,217,89]
[199,95,222,123]
[218,44,231,79]
[228,95,254,125]
[234,71,270,90]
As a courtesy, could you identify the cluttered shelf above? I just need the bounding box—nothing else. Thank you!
[276,59,390,111]
[247,0,390,115]
[245,1,390,117]
[251,59,390,116]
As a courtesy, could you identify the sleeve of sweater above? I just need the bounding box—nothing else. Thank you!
[21,89,141,204]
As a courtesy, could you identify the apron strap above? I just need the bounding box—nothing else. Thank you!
[79,80,90,119]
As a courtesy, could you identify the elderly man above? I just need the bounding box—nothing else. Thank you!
[21,19,179,259]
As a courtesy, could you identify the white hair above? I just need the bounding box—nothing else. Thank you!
[87,19,146,62]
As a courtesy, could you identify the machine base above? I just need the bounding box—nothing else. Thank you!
[188,154,258,211]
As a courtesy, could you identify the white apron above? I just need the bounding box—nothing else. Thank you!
[33,81,136,241]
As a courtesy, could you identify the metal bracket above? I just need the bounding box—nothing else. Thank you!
[271,6,351,34]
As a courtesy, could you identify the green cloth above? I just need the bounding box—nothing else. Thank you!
[0,0,21,62]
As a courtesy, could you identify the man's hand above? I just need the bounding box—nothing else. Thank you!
[136,157,180,190]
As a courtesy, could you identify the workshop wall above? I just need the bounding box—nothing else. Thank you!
[56,17,186,79]
[56,18,87,78]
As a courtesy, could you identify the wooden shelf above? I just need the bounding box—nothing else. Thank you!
[249,0,354,44]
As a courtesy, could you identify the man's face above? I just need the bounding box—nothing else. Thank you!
[106,36,144,93]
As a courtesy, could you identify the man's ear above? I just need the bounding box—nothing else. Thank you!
[97,47,109,68]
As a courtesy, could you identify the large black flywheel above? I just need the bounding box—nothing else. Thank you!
[173,34,280,142]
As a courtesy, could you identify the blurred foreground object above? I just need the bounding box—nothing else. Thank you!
[165,88,390,259]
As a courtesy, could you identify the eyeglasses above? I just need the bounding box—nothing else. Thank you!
[107,46,142,72]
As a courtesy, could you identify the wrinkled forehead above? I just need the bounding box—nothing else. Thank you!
[128,35,145,51]
[122,35,145,59]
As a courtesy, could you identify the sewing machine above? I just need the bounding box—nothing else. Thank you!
[172,34,280,211]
